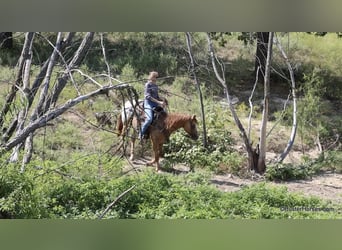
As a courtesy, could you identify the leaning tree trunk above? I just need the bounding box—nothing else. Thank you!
[7,32,35,163]
[0,33,34,129]
[1,33,75,144]
[22,32,94,166]
[21,32,64,167]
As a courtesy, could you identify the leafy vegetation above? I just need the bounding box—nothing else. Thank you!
[1,161,341,219]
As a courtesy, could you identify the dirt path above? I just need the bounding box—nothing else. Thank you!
[124,158,342,204]
[211,172,342,204]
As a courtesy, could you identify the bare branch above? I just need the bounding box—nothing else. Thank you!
[98,185,136,219]
[274,34,298,163]
[1,83,132,153]
[247,66,260,142]
[206,33,251,148]
[45,32,95,110]
[100,33,113,85]
[185,32,207,148]
[266,92,291,138]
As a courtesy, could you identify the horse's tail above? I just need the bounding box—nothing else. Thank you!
[116,113,123,136]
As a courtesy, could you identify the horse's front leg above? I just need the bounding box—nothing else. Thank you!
[147,139,159,170]
[159,143,164,158]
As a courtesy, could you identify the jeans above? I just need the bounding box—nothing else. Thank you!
[140,101,155,137]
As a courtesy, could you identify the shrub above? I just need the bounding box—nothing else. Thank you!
[0,163,48,218]
[265,151,342,181]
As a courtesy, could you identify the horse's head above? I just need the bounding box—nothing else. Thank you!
[184,115,199,140]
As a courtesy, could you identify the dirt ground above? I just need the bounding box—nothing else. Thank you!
[124,157,342,205]
[211,172,342,204]
[66,109,342,205]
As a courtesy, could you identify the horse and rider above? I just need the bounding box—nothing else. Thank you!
[116,71,198,171]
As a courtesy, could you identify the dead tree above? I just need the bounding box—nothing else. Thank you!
[206,33,258,172]
[207,32,274,174]
[0,32,98,170]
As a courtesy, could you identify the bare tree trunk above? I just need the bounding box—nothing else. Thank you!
[255,32,269,83]
[21,33,76,165]
[8,32,35,163]
[0,32,35,129]
[274,34,298,163]
[257,32,273,173]
[0,32,95,166]
[185,32,208,148]
[1,33,75,143]
[21,33,64,167]
[45,32,94,111]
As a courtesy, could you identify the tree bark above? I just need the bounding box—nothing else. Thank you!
[9,32,35,163]
[21,33,64,167]
[0,32,35,129]
[255,32,270,83]
[257,32,274,173]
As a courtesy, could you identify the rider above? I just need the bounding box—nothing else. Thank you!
[139,71,166,140]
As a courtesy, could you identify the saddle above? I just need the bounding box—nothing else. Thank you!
[140,106,167,139]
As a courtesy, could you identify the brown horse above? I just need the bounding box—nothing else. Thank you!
[116,102,199,171]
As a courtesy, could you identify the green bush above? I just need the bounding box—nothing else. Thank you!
[1,157,340,219]
[163,105,242,174]
[0,163,48,218]
[265,151,342,181]
[265,163,315,181]
[106,174,340,219]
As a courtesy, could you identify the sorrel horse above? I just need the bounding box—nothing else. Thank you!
[116,101,199,171]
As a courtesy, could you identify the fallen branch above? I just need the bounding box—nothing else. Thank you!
[0,83,133,153]
[98,185,136,219]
